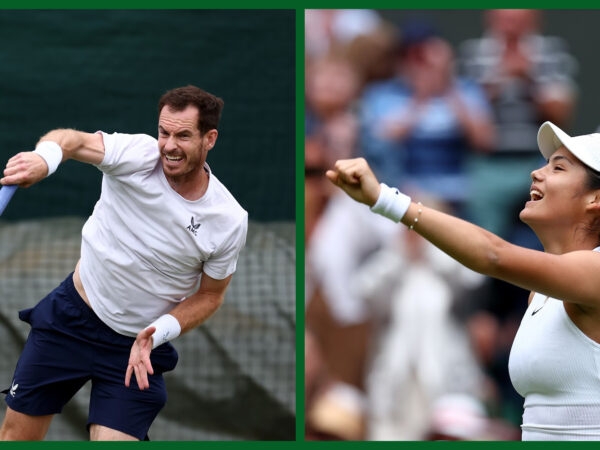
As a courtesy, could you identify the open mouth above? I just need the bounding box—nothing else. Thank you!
[530,189,544,201]
[164,154,184,163]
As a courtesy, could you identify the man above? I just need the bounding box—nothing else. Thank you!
[0,85,248,441]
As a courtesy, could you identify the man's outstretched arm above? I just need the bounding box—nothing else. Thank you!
[1,129,105,187]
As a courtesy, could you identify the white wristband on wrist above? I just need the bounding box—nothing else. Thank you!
[370,183,411,223]
[146,314,181,349]
[34,141,63,177]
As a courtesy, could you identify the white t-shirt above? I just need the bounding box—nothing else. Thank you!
[78,131,248,336]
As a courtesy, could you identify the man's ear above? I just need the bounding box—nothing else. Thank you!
[204,129,218,150]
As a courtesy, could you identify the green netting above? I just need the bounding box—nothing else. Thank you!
[0,218,295,440]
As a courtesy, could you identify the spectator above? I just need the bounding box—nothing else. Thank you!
[359,16,495,216]
[352,217,490,440]
[305,135,335,244]
[305,328,367,441]
[459,8,578,239]
[305,9,384,63]
[304,131,397,440]
[304,14,391,434]
[305,55,361,161]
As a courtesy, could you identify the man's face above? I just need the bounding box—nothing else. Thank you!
[157,105,216,183]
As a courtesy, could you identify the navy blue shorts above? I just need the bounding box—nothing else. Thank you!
[3,273,178,440]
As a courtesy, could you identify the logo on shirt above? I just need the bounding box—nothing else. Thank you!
[531,307,543,316]
[531,296,550,316]
[9,380,18,397]
[186,217,201,236]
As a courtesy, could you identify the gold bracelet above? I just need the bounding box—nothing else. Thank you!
[409,202,423,231]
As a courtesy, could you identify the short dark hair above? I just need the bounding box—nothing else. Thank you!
[158,85,224,134]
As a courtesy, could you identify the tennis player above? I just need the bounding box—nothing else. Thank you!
[326,121,600,440]
[0,85,248,441]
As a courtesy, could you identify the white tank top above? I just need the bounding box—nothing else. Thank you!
[509,259,600,440]
[79,132,248,336]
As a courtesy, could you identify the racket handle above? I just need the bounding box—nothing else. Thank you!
[0,185,18,216]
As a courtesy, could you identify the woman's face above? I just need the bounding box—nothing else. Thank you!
[520,146,592,228]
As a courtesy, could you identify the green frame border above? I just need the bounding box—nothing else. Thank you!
[1,1,598,7]
[296,5,306,444]
[3,2,598,448]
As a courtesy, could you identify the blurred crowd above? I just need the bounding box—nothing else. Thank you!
[304,9,578,441]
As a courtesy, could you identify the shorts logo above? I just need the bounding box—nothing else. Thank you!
[9,380,18,397]
[186,217,201,236]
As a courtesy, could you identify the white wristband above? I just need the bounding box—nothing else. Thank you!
[370,183,411,223]
[146,314,181,349]
[34,141,63,177]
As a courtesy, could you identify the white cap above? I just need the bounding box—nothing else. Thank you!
[538,121,600,171]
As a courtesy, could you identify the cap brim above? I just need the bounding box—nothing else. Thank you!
[538,121,600,171]
[537,121,573,160]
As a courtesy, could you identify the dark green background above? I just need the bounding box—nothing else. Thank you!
[0,9,295,222]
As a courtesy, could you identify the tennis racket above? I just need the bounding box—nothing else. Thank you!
[0,185,17,216]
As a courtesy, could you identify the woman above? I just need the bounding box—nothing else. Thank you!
[325,121,600,441]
